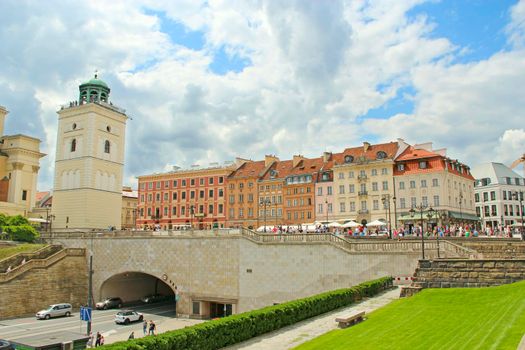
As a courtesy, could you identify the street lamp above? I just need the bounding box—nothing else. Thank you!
[381,195,392,239]
[427,208,438,258]
[512,191,524,240]
[190,205,195,229]
[409,204,433,260]
[458,192,463,224]
[45,208,55,243]
[325,198,329,225]
[259,198,271,232]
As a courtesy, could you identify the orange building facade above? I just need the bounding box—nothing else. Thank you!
[137,165,234,230]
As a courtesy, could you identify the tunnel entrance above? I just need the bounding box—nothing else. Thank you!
[99,272,175,305]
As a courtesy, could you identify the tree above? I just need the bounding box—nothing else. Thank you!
[0,214,39,242]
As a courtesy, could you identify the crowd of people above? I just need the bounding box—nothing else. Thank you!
[87,320,157,347]
[263,223,524,240]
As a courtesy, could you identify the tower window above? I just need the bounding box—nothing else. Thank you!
[106,125,111,132]
[22,190,27,201]
[71,139,76,152]
[104,140,110,154]
[72,123,77,130]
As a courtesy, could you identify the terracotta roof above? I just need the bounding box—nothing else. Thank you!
[35,191,50,202]
[260,160,294,180]
[229,160,267,179]
[396,146,440,161]
[332,142,399,165]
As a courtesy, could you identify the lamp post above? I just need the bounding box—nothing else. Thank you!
[392,195,397,233]
[512,191,524,240]
[46,209,55,243]
[259,198,270,232]
[459,192,463,225]
[427,208,437,258]
[381,195,392,239]
[190,205,195,229]
[325,198,329,225]
[409,204,432,260]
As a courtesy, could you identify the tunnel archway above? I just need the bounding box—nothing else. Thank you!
[99,271,175,304]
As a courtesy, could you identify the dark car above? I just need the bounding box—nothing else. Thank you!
[140,294,168,303]
[95,297,123,310]
[0,340,14,350]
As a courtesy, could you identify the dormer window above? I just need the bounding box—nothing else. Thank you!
[419,161,427,169]
[397,164,405,171]
[71,139,76,152]
[344,155,354,163]
[322,172,329,181]
[376,151,387,159]
[104,140,110,154]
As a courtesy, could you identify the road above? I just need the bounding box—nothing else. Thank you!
[0,302,202,344]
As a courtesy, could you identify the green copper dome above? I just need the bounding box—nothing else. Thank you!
[80,77,109,89]
[78,73,111,104]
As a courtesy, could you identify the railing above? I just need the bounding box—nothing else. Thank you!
[358,175,368,181]
[358,191,368,196]
[439,240,479,259]
[358,209,369,214]
[40,228,242,240]
[0,248,85,283]
[0,245,63,270]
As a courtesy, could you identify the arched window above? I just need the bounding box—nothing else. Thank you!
[71,139,76,152]
[104,140,110,154]
[376,151,387,159]
[344,155,354,163]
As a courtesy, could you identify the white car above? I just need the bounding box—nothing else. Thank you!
[114,310,143,325]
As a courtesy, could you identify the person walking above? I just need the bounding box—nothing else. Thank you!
[143,320,148,335]
[148,320,156,335]
[95,332,101,347]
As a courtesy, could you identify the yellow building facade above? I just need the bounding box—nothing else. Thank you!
[0,106,45,216]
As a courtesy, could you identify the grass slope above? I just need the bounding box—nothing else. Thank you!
[0,243,45,261]
[296,281,525,350]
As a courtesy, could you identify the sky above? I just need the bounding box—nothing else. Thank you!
[0,0,524,191]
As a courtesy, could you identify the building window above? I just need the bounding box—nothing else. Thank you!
[318,187,323,196]
[327,186,333,195]
[172,206,177,215]
[411,197,417,208]
[218,204,223,214]
[399,182,405,190]
[191,179,195,186]
[490,191,496,201]
[491,205,497,216]
[350,202,356,211]
[318,204,323,214]
[475,193,479,202]
[397,164,405,171]
[229,195,235,204]
[422,196,428,207]
[339,185,345,194]
[410,181,416,189]
[484,206,490,216]
[164,207,168,216]
[349,171,354,178]
[432,178,438,187]
[71,139,76,152]
[22,190,27,201]
[382,181,388,190]
[349,184,355,193]
[372,182,378,191]
[190,191,195,199]
[200,178,204,185]
[104,140,110,153]
[419,161,427,169]
[327,203,333,213]
[373,200,379,210]
[209,189,214,198]
[483,192,488,201]
[371,169,378,176]
[400,198,406,209]
[338,172,344,179]
[421,180,427,188]
[433,195,440,207]
[340,202,346,212]
[381,168,388,175]
[156,182,161,189]
[163,193,168,201]
[209,204,214,214]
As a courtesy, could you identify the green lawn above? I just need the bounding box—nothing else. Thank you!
[0,243,45,261]
[296,281,525,350]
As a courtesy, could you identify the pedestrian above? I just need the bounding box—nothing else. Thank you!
[87,332,93,348]
[148,320,156,335]
[128,331,134,340]
[95,332,101,347]
[143,320,148,335]
[100,335,104,346]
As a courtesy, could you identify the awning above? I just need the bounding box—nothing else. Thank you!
[397,211,440,221]
[448,211,480,221]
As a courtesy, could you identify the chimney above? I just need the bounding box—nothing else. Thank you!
[363,142,371,152]
[322,151,332,163]
[293,155,305,167]
[265,155,279,167]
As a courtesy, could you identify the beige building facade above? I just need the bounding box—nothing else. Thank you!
[121,186,138,230]
[0,106,45,216]
[332,142,403,226]
[52,76,128,229]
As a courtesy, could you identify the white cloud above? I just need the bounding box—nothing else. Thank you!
[0,0,523,192]
[506,0,525,48]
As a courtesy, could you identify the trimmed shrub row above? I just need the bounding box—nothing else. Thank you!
[103,276,393,350]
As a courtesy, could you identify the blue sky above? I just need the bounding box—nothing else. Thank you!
[0,0,524,189]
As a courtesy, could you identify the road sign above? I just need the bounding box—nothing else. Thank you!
[80,307,92,322]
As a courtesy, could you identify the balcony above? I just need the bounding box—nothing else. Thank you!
[358,209,369,214]
[358,174,368,181]
[358,191,368,196]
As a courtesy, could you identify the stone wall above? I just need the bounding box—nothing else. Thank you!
[456,241,525,259]
[413,259,525,288]
[0,249,87,319]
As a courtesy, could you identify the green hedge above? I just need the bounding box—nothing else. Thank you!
[103,276,393,350]
[3,224,40,242]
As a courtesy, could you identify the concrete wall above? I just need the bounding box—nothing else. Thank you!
[0,253,87,319]
[55,233,421,316]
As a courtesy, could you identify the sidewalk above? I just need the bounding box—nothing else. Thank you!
[103,317,204,344]
[224,287,400,350]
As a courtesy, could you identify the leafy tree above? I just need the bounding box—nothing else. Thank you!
[0,214,39,242]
